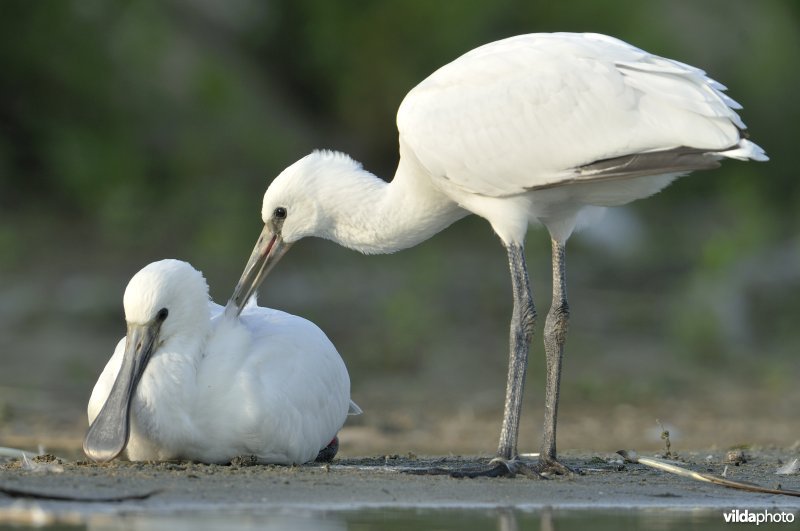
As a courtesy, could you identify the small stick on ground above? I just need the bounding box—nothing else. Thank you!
[618,450,800,498]
[0,483,162,502]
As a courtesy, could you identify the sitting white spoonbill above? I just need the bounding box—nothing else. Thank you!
[226,32,767,477]
[84,259,360,464]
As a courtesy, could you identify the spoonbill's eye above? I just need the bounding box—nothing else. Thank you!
[273,207,287,220]
[156,308,169,322]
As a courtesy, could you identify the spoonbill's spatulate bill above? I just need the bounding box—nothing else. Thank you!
[227,32,767,477]
[84,259,359,465]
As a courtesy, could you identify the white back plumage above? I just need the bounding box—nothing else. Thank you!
[398,33,765,198]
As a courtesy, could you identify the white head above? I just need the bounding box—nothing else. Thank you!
[227,150,381,314]
[84,259,210,463]
[123,259,211,344]
[260,150,377,244]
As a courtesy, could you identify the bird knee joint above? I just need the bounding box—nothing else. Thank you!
[522,303,536,336]
[555,303,569,324]
[545,303,569,337]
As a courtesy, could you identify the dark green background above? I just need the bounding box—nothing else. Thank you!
[0,1,797,453]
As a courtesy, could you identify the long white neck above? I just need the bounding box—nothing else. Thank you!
[316,151,467,254]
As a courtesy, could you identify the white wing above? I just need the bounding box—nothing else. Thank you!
[239,309,352,463]
[199,306,352,464]
[348,400,363,415]
[397,32,765,198]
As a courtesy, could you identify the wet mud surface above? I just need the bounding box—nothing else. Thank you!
[1,449,798,526]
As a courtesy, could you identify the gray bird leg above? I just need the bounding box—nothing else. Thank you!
[497,243,536,460]
[404,243,545,478]
[536,238,575,475]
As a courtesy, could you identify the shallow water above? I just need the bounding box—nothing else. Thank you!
[1,507,797,531]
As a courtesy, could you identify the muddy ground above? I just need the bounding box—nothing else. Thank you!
[1,448,798,526]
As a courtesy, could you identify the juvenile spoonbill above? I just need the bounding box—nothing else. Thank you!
[226,33,767,477]
[84,259,359,464]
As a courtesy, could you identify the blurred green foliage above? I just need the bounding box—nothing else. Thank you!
[0,0,798,422]
[2,1,797,251]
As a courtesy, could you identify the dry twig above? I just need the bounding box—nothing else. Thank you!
[618,450,800,498]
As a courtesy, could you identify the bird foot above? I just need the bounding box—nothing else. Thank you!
[405,457,544,479]
[314,436,339,463]
[531,456,582,477]
[230,454,259,467]
[452,457,544,479]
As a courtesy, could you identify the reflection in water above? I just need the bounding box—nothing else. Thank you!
[497,507,552,531]
[4,507,791,531]
[87,512,347,531]
[497,507,520,531]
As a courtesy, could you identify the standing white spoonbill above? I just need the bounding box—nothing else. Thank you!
[84,259,360,464]
[226,33,767,477]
